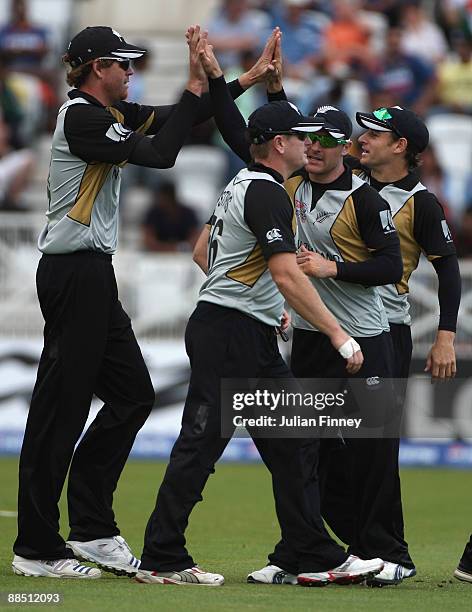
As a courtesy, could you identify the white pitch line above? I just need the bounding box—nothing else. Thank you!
[0,510,17,517]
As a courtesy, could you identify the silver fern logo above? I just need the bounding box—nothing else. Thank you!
[316,105,339,114]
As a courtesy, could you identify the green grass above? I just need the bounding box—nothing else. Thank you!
[0,458,470,611]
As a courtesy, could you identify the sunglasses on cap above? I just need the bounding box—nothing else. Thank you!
[96,57,131,71]
[308,133,349,148]
[372,107,403,138]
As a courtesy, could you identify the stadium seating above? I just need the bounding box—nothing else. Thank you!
[427,114,472,219]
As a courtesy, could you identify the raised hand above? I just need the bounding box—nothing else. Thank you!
[196,37,223,79]
[186,25,207,94]
[266,33,283,93]
[239,27,281,90]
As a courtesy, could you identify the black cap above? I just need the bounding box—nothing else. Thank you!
[356,106,429,153]
[66,26,146,69]
[248,101,322,144]
[310,105,353,140]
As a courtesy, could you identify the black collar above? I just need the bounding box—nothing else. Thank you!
[247,162,284,184]
[370,170,420,192]
[308,165,353,211]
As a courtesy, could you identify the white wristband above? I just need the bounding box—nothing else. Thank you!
[338,337,361,359]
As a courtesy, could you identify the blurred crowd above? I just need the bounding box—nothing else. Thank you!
[0,0,471,257]
[199,0,472,257]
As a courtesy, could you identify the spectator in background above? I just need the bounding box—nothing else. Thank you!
[0,0,49,74]
[0,0,56,136]
[362,0,403,27]
[419,145,453,222]
[400,1,448,64]
[142,181,199,252]
[434,0,472,45]
[363,26,436,115]
[207,0,269,70]
[268,0,326,80]
[437,34,472,114]
[0,50,23,148]
[323,0,373,72]
[0,117,33,210]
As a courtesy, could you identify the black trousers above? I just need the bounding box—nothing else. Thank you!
[140,302,347,575]
[14,252,154,560]
[459,535,472,572]
[269,328,414,570]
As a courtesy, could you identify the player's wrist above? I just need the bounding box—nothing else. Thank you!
[238,72,252,90]
[186,79,204,97]
[435,329,455,345]
[208,68,223,79]
[328,261,338,278]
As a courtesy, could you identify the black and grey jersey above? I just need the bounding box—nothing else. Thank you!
[38,81,247,255]
[38,90,162,254]
[199,163,296,327]
[352,164,456,325]
[286,169,398,337]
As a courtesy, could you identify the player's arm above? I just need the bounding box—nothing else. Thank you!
[413,191,460,380]
[133,28,282,136]
[266,34,287,102]
[198,38,252,163]
[244,180,363,373]
[193,223,211,274]
[297,184,403,284]
[68,27,207,169]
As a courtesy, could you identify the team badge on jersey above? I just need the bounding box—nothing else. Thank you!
[295,199,308,223]
[314,209,336,224]
[106,123,133,143]
[441,220,453,242]
[266,228,283,243]
[379,209,396,234]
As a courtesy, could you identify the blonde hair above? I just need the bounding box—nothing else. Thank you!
[249,141,271,160]
[62,54,115,88]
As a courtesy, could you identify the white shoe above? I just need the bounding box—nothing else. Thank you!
[454,567,472,583]
[298,555,384,587]
[66,536,140,576]
[12,555,101,579]
[247,564,297,585]
[135,566,224,586]
[366,561,416,586]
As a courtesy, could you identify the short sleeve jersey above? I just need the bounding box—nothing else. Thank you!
[199,163,296,327]
[353,165,456,324]
[38,90,157,254]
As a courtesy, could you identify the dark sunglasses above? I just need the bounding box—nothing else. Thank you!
[275,131,308,141]
[307,133,348,148]
[97,57,131,71]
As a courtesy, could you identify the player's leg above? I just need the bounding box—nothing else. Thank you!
[66,296,154,575]
[67,298,154,542]
[290,329,354,543]
[137,305,261,584]
[13,253,112,574]
[345,331,414,577]
[454,535,472,582]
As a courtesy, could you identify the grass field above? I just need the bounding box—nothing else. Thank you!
[0,457,470,611]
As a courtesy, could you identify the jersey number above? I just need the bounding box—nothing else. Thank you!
[208,218,224,272]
